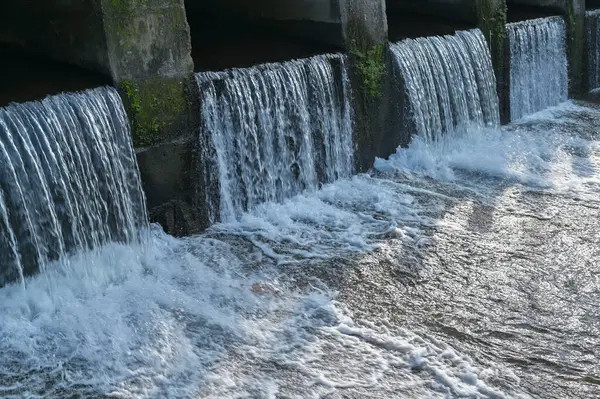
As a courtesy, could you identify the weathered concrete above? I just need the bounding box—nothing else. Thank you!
[0,1,110,76]
[565,0,586,96]
[0,0,201,235]
[476,0,509,123]
[101,0,200,235]
[585,8,600,92]
[100,0,195,146]
[341,0,407,170]
[137,135,205,236]
[185,0,345,46]
[386,0,477,22]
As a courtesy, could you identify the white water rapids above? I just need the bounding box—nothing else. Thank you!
[1,101,599,398]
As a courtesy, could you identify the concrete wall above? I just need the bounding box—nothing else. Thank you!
[386,0,477,22]
[340,0,407,170]
[197,0,342,22]
[0,0,110,76]
[0,0,594,238]
[588,0,600,8]
[185,0,345,46]
[0,0,200,235]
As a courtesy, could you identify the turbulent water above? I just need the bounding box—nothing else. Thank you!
[196,54,353,223]
[508,16,569,121]
[586,10,600,91]
[390,29,500,140]
[1,99,599,398]
[0,87,146,287]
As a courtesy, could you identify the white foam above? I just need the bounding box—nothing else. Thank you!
[210,174,431,264]
[0,227,274,397]
[376,102,600,198]
[3,101,599,397]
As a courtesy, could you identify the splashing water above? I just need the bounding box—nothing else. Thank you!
[508,16,568,121]
[0,87,147,287]
[390,29,500,141]
[196,54,353,224]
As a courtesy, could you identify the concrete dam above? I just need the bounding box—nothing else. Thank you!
[1,0,600,397]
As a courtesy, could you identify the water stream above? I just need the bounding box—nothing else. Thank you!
[391,29,500,140]
[508,16,569,120]
[196,54,353,224]
[0,87,146,287]
[0,20,599,399]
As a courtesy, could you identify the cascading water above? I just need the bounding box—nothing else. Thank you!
[586,10,600,91]
[0,87,146,286]
[508,16,568,121]
[196,54,353,224]
[390,29,500,141]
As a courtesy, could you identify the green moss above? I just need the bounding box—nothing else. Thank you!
[119,78,187,147]
[351,44,386,98]
[475,0,507,82]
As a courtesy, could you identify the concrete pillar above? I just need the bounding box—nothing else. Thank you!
[186,0,400,170]
[101,0,195,146]
[476,0,509,123]
[100,0,201,234]
[565,0,585,96]
[340,0,404,171]
[585,8,599,92]
[0,0,201,234]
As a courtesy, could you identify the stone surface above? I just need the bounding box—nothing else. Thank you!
[136,134,206,236]
[186,0,345,46]
[0,0,109,75]
[566,0,586,96]
[101,0,194,82]
[386,0,477,22]
[476,0,509,123]
[99,0,200,234]
[340,0,407,171]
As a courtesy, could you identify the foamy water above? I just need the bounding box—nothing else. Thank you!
[1,102,599,398]
[377,102,600,197]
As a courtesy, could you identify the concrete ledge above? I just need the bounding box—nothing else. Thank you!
[136,134,207,236]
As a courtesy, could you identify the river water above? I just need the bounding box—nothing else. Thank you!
[1,100,599,398]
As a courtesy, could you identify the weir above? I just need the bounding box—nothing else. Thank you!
[196,55,353,223]
[507,16,568,121]
[390,29,500,140]
[0,87,147,287]
[2,2,600,397]
[0,0,596,285]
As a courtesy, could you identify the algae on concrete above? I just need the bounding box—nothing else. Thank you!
[119,78,188,147]
[475,0,508,122]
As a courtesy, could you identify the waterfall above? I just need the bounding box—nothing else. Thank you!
[390,29,500,141]
[508,17,568,121]
[587,10,600,91]
[196,54,353,224]
[0,87,147,286]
